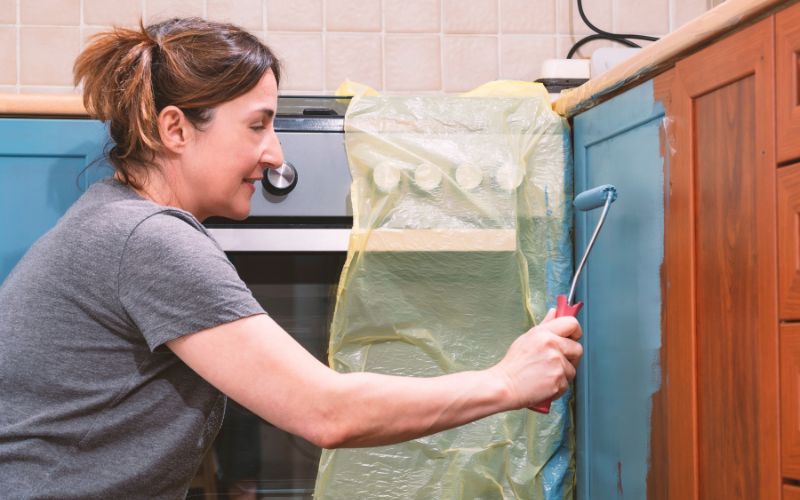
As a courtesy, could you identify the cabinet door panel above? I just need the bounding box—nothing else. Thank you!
[777,2,800,164]
[786,483,800,500]
[778,163,800,319]
[0,119,111,283]
[670,16,779,500]
[572,77,670,500]
[782,324,800,479]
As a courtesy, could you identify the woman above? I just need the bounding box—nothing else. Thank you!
[0,18,582,498]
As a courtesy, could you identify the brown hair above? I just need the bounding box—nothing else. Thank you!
[74,17,281,188]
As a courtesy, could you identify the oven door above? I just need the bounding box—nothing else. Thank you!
[207,227,349,499]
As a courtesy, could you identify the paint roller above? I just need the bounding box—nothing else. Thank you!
[532,184,618,414]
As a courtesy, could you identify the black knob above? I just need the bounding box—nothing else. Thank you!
[262,161,298,196]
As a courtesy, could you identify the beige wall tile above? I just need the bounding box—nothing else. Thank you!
[385,0,440,33]
[21,0,80,26]
[557,0,612,36]
[500,35,556,81]
[444,0,497,34]
[501,0,555,34]
[0,0,15,24]
[442,36,497,92]
[263,33,323,91]
[207,0,263,30]
[20,85,80,94]
[0,27,16,84]
[81,25,113,47]
[672,0,709,30]
[616,0,669,34]
[385,35,440,90]
[84,0,142,26]
[267,0,322,32]
[146,0,205,23]
[0,85,17,93]
[326,0,381,32]
[20,27,80,85]
[325,34,381,90]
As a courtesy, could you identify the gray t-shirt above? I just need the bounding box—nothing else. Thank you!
[0,178,265,498]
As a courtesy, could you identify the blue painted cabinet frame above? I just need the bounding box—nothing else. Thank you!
[0,118,111,282]
[572,80,668,500]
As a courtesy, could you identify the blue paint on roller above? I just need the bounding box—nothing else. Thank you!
[574,184,617,211]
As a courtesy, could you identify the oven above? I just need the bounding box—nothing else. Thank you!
[203,96,352,499]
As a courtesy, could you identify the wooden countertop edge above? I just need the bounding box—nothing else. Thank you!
[0,93,87,116]
[553,0,794,117]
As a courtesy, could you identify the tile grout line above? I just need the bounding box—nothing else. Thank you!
[322,0,327,93]
[439,0,443,93]
[496,0,501,82]
[262,0,267,41]
[669,0,675,32]
[380,0,385,92]
[15,0,19,92]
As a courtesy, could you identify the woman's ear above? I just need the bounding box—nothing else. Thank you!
[157,105,194,153]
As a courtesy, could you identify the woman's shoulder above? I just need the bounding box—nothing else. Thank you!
[69,178,209,243]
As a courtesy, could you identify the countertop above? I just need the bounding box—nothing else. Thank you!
[0,0,795,119]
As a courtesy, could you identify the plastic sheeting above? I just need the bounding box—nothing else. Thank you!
[314,82,574,499]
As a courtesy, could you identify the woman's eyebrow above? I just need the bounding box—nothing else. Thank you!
[258,108,275,118]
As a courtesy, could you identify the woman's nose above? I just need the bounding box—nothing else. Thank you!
[262,134,284,170]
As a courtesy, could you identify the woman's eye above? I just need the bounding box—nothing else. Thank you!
[250,125,265,131]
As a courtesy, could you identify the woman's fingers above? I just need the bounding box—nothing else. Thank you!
[535,316,582,341]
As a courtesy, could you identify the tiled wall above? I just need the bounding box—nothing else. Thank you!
[0,0,713,95]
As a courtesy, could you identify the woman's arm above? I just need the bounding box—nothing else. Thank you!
[167,312,581,449]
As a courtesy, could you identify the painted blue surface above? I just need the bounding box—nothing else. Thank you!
[572,81,666,500]
[0,118,112,283]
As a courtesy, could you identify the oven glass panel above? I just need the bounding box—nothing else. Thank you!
[212,252,346,499]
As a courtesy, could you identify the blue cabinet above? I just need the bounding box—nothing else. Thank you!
[0,119,111,282]
[572,80,668,500]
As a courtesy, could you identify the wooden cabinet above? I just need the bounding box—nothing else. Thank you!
[573,10,793,500]
[776,2,800,164]
[0,118,110,282]
[779,164,800,319]
[782,324,800,479]
[787,483,800,500]
[667,16,780,500]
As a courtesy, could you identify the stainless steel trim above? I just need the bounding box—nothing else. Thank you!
[208,228,350,252]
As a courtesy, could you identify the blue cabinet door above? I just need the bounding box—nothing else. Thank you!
[0,118,112,283]
[572,80,668,500]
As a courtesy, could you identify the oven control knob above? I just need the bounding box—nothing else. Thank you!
[262,161,298,196]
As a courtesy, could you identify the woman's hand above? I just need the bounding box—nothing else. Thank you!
[490,309,583,410]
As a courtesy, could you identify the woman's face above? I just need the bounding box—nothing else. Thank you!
[180,69,283,221]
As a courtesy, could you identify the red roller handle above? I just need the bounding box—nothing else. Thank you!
[530,294,583,414]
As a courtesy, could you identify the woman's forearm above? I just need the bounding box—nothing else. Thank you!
[320,368,513,448]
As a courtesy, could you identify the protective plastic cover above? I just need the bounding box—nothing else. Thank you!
[314,82,575,499]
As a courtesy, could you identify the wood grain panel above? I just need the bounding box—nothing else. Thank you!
[665,59,699,500]
[786,483,800,499]
[695,73,760,500]
[778,164,800,319]
[782,324,800,479]
[776,2,800,164]
[670,16,778,500]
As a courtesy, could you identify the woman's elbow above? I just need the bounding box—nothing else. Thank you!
[304,420,352,449]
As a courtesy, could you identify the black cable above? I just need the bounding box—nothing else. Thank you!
[568,0,660,58]
[567,34,639,59]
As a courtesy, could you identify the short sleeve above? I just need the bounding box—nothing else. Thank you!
[118,212,265,351]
